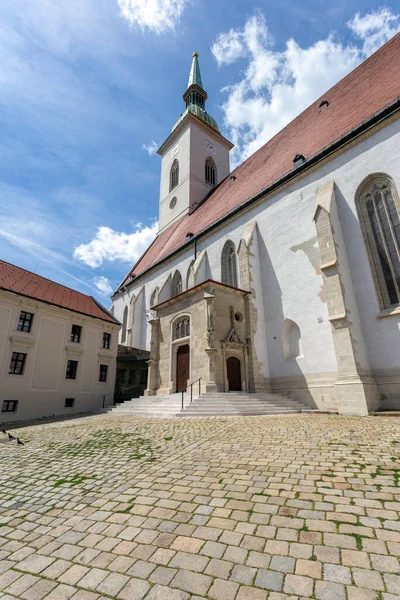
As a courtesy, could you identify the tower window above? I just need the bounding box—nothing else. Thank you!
[205,157,216,186]
[170,159,179,192]
[169,196,177,209]
[357,175,400,308]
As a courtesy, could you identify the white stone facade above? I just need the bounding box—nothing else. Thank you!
[112,116,400,416]
[0,290,120,423]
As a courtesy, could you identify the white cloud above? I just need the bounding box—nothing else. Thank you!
[118,0,187,34]
[0,227,78,268]
[0,228,105,297]
[211,29,246,66]
[142,140,158,156]
[349,8,400,55]
[93,276,113,296]
[74,221,158,268]
[212,8,400,167]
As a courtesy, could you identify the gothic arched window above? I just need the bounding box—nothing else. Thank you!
[150,287,159,308]
[170,159,179,192]
[205,157,216,186]
[174,316,190,340]
[121,306,128,343]
[172,270,182,297]
[356,175,400,308]
[186,260,195,289]
[221,240,238,288]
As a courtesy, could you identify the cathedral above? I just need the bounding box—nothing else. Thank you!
[111,35,400,416]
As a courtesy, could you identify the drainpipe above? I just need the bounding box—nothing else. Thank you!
[186,232,197,261]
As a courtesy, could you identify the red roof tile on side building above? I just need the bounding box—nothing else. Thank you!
[122,32,400,287]
[0,260,119,324]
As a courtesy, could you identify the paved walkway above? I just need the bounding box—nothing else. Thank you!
[0,414,400,600]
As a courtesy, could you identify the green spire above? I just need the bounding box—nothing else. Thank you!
[187,52,203,89]
[183,52,208,111]
[172,52,220,134]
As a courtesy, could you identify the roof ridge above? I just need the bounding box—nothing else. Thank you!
[90,295,120,324]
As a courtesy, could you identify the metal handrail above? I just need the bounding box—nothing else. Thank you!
[179,378,202,410]
[188,378,201,403]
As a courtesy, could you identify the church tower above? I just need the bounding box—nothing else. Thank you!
[157,53,233,233]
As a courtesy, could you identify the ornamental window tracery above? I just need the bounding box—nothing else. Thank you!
[170,159,179,192]
[205,156,216,186]
[174,317,190,340]
[221,240,238,288]
[357,175,400,308]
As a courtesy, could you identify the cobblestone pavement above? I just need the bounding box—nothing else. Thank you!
[0,413,400,600]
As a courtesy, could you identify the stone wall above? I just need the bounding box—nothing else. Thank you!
[113,117,400,413]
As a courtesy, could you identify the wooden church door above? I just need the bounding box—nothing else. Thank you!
[176,345,190,392]
[227,356,241,391]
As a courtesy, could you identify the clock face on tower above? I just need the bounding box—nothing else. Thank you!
[205,140,216,155]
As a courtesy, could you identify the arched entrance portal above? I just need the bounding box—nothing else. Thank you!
[176,344,190,392]
[227,356,241,391]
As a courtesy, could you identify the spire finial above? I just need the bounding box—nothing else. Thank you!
[186,52,204,91]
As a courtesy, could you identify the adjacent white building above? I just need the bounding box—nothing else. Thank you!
[112,38,400,416]
[0,260,120,423]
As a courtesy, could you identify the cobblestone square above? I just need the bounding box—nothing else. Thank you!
[0,414,399,599]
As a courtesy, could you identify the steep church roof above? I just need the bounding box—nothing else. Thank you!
[120,33,400,290]
[0,260,119,324]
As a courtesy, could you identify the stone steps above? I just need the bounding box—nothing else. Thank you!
[107,391,317,418]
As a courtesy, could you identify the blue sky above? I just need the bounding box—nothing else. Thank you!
[0,0,399,306]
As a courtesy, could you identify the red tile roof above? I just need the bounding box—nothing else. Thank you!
[123,33,400,286]
[0,260,119,324]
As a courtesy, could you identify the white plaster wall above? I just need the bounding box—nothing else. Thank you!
[329,192,371,371]
[0,291,119,423]
[189,123,231,212]
[159,125,191,233]
[113,117,400,385]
